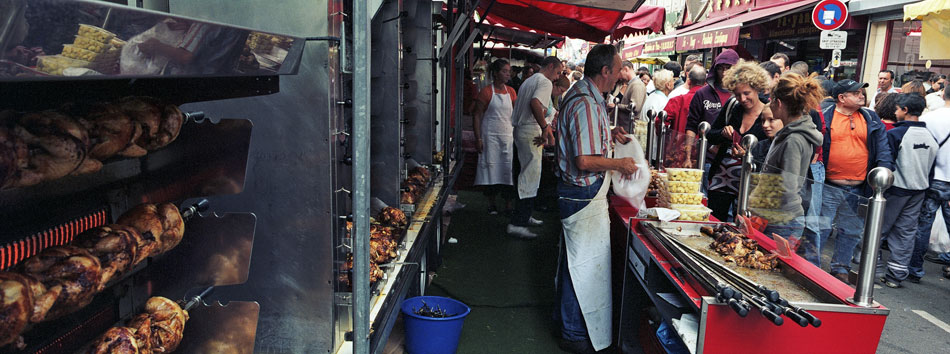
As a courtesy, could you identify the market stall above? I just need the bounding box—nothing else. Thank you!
[612,117,891,353]
[0,0,460,353]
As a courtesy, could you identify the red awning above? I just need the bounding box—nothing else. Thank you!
[478,0,633,42]
[613,5,666,38]
[478,23,565,48]
[674,0,820,51]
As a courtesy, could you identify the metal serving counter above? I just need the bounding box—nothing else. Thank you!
[610,199,889,353]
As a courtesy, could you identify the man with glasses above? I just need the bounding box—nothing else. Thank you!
[799,80,894,283]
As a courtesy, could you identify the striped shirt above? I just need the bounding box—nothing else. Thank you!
[557,77,611,187]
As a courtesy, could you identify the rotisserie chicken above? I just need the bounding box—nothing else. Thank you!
[117,97,184,151]
[81,103,147,160]
[377,207,407,229]
[19,246,103,320]
[88,327,140,354]
[88,297,187,354]
[116,203,185,256]
[0,272,62,347]
[75,224,141,288]
[0,122,27,189]
[11,111,99,187]
[140,296,188,353]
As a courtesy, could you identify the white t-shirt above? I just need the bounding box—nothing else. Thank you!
[926,91,946,112]
[639,90,670,121]
[511,73,553,127]
[668,83,690,99]
[921,107,950,182]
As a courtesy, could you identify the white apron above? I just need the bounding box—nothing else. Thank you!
[474,88,514,186]
[514,123,543,198]
[561,172,613,351]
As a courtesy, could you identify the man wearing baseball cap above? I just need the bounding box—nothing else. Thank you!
[799,79,894,284]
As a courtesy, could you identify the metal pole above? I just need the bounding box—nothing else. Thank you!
[352,0,371,352]
[697,121,711,169]
[657,111,668,168]
[737,134,758,218]
[612,97,620,129]
[850,167,894,307]
[645,110,656,168]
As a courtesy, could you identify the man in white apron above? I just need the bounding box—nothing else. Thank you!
[554,44,638,353]
[507,56,563,239]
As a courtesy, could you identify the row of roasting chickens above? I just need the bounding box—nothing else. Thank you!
[0,202,185,348]
[339,206,409,286]
[87,296,188,354]
[400,166,432,205]
[0,97,184,189]
[701,225,779,271]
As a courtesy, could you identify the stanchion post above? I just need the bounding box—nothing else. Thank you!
[850,167,893,307]
[657,111,668,168]
[697,121,710,169]
[645,110,656,168]
[736,135,758,218]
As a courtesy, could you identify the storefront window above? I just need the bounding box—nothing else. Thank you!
[886,20,950,87]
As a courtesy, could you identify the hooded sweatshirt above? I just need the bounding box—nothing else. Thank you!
[762,115,823,216]
[685,49,740,134]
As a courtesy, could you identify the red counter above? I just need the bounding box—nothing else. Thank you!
[610,196,888,354]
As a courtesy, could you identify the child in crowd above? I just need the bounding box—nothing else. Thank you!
[877,93,938,288]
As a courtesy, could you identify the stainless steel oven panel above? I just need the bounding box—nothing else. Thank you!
[169,1,337,352]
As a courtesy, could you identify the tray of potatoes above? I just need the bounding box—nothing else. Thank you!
[670,192,703,205]
[62,44,107,62]
[666,168,703,182]
[78,24,116,43]
[36,55,90,75]
[73,35,111,53]
[668,180,700,194]
[671,204,712,221]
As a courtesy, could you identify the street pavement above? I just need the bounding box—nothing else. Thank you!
[873,253,950,353]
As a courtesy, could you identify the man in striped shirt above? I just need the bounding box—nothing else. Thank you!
[554,44,638,354]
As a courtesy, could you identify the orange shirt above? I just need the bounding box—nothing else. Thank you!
[826,110,869,181]
[476,85,517,106]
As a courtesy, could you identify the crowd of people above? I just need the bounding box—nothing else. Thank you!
[466,45,950,353]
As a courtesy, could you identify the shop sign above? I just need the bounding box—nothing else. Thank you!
[812,0,849,31]
[708,0,753,19]
[765,11,822,38]
[675,26,740,52]
[643,37,676,55]
[622,44,644,61]
[819,30,847,49]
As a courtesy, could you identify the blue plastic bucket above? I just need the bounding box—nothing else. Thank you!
[401,296,471,354]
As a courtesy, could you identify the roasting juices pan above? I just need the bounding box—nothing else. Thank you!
[632,220,888,354]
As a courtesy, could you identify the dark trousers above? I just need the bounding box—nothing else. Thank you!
[878,191,926,283]
[911,180,950,277]
[707,190,736,222]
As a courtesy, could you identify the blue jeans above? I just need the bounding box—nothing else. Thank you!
[910,180,950,278]
[805,184,866,275]
[554,179,603,341]
[799,162,825,266]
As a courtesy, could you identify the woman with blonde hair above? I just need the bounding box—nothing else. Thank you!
[760,73,825,239]
[705,60,772,221]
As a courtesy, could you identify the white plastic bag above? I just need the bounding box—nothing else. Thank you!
[929,211,950,253]
[610,134,651,210]
[120,19,186,75]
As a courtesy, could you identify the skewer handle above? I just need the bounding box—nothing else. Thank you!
[783,308,809,327]
[761,307,783,326]
[726,298,749,317]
